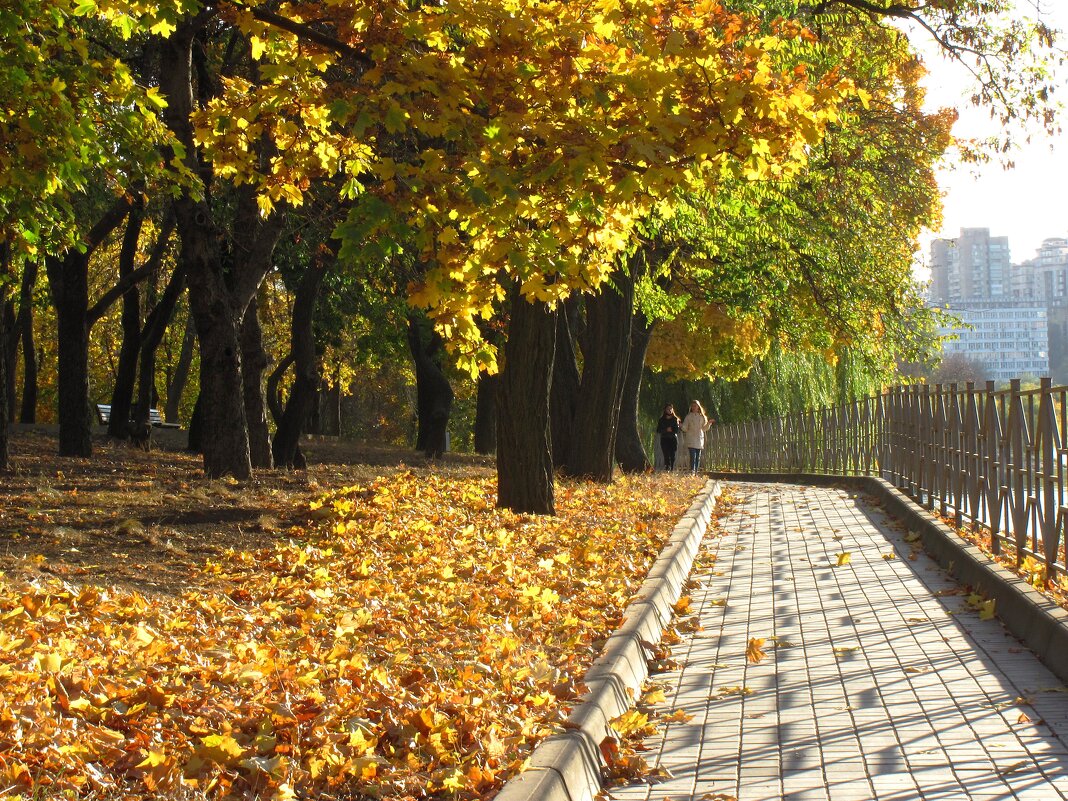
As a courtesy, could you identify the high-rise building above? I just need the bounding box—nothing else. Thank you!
[928,228,1011,304]
[939,302,1050,382]
[1019,237,1068,303]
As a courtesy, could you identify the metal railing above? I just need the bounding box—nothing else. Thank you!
[705,378,1068,579]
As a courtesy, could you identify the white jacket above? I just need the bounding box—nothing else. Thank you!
[681,412,709,449]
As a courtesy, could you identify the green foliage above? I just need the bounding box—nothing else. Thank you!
[0,0,173,255]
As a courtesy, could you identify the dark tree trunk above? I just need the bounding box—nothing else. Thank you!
[241,295,273,469]
[0,309,7,469]
[0,243,11,469]
[407,312,453,458]
[187,392,203,453]
[160,28,284,478]
[309,377,325,436]
[563,269,638,481]
[17,260,38,424]
[266,351,293,426]
[188,281,250,476]
[134,257,187,436]
[108,206,146,438]
[46,251,94,457]
[2,296,14,425]
[496,293,556,514]
[165,314,195,424]
[45,198,133,457]
[273,252,329,470]
[162,27,250,478]
[473,372,499,455]
[615,314,655,473]
[550,306,581,467]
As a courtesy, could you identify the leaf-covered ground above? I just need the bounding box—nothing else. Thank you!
[0,428,706,800]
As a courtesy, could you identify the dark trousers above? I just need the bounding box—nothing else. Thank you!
[661,435,678,470]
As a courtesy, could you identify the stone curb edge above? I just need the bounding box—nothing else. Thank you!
[494,479,723,801]
[708,472,1068,686]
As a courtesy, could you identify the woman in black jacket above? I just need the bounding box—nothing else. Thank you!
[656,404,681,471]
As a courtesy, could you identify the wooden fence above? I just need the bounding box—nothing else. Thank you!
[705,378,1068,579]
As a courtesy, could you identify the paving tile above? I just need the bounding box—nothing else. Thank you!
[606,484,1068,801]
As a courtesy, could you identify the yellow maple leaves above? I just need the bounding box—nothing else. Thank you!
[0,471,699,799]
[171,0,857,370]
[745,637,767,664]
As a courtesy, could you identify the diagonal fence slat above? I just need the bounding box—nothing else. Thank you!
[705,379,1068,580]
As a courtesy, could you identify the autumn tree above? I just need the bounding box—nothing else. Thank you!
[15,0,1055,501]
[0,0,171,465]
[606,15,958,469]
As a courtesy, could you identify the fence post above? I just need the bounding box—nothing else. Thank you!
[932,384,946,516]
[1007,379,1028,565]
[963,382,980,529]
[947,383,963,527]
[983,381,1004,555]
[1038,377,1060,580]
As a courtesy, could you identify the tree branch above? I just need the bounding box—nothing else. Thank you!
[87,212,176,325]
[85,197,135,254]
[249,7,373,67]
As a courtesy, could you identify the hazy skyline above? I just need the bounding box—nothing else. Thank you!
[916,3,1067,264]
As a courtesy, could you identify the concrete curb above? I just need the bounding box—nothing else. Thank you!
[708,472,1068,685]
[495,479,723,801]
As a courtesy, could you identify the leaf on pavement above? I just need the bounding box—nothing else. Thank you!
[746,637,767,663]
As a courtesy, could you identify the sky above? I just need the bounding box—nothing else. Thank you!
[913,2,1068,267]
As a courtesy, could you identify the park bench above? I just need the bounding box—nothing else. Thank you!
[95,404,180,429]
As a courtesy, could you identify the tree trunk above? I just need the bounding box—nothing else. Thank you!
[241,295,273,468]
[496,293,556,514]
[108,206,146,438]
[45,198,133,457]
[46,251,94,457]
[0,309,7,469]
[165,314,195,424]
[0,243,11,469]
[2,296,14,425]
[266,351,293,426]
[407,312,453,458]
[187,392,204,453]
[160,28,284,478]
[615,315,655,473]
[189,283,251,476]
[17,260,38,424]
[273,253,329,470]
[550,306,581,467]
[563,269,637,481]
[473,371,499,454]
[134,257,188,436]
[163,27,251,477]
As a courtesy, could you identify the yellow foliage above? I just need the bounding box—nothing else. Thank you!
[647,302,770,380]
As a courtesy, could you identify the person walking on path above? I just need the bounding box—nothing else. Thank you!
[655,404,682,472]
[680,400,713,474]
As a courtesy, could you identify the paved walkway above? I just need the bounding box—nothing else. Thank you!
[612,483,1068,801]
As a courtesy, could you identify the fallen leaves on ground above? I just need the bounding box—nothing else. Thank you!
[835,552,852,566]
[0,471,702,800]
[713,686,753,699]
[965,592,997,620]
[745,638,767,664]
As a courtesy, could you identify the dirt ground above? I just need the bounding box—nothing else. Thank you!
[0,424,494,597]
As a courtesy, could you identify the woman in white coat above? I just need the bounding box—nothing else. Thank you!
[680,400,713,475]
